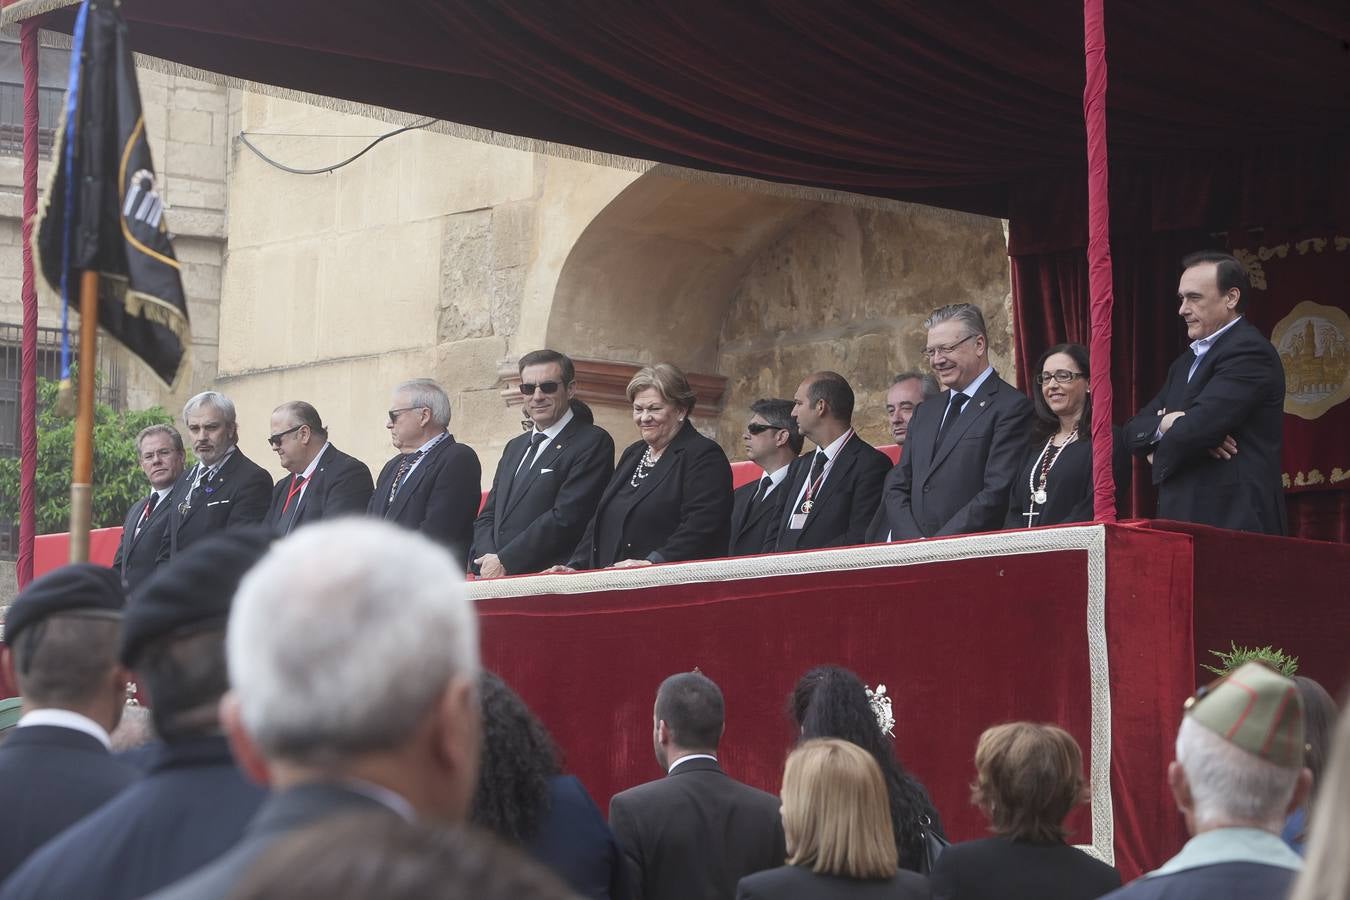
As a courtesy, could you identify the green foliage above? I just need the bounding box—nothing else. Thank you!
[1202,641,1300,678]
[0,376,183,533]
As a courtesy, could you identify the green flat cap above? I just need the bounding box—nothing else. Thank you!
[0,697,22,734]
[1185,661,1305,768]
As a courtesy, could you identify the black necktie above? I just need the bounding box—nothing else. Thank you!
[934,392,969,451]
[752,476,772,503]
[509,432,549,503]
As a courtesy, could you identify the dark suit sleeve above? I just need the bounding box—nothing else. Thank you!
[607,797,645,900]
[734,877,763,900]
[471,474,504,567]
[934,395,1033,537]
[419,447,482,543]
[929,844,961,900]
[1151,341,1280,483]
[646,441,733,563]
[1125,374,1173,456]
[831,449,890,547]
[225,467,273,527]
[325,460,375,516]
[498,430,616,574]
[884,435,924,539]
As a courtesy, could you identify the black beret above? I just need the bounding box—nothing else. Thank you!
[120,527,275,667]
[3,563,125,646]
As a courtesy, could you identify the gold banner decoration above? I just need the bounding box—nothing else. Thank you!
[1272,300,1350,421]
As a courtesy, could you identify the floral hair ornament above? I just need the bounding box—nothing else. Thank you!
[865,683,895,738]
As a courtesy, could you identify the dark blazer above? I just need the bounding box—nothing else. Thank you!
[767,433,891,552]
[0,735,266,900]
[147,782,395,900]
[728,469,792,557]
[0,725,139,884]
[472,415,615,574]
[111,480,186,592]
[930,837,1119,900]
[1098,862,1295,900]
[526,774,626,900]
[369,433,482,567]
[874,371,1033,540]
[608,757,786,900]
[1125,317,1287,535]
[738,866,932,900]
[1004,427,1131,528]
[159,449,273,562]
[265,443,374,536]
[568,421,732,569]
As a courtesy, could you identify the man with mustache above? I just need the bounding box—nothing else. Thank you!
[872,304,1033,540]
[112,424,185,590]
[159,391,272,561]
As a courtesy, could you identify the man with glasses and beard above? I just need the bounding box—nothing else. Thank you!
[159,391,272,561]
[369,378,482,568]
[871,304,1032,540]
[471,350,614,577]
[729,399,801,556]
[264,401,373,536]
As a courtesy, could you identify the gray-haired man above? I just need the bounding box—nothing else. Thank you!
[112,424,185,590]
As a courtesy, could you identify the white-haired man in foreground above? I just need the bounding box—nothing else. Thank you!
[149,519,481,900]
[1101,662,1310,900]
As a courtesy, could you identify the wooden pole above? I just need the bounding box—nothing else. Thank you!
[68,269,99,562]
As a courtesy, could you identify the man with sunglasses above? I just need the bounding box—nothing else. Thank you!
[471,350,614,577]
[729,399,801,556]
[870,304,1032,541]
[369,378,482,568]
[264,401,373,535]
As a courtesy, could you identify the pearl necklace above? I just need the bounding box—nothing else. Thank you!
[1028,430,1078,506]
[630,445,662,488]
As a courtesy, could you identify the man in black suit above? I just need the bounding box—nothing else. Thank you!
[472,350,614,577]
[1126,252,1287,534]
[872,304,1033,540]
[369,378,482,568]
[609,671,785,900]
[766,371,892,552]
[729,398,801,556]
[111,424,185,591]
[159,391,272,562]
[0,531,271,900]
[264,401,373,536]
[150,519,482,900]
[0,564,138,883]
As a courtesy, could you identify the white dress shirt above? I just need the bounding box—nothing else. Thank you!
[758,462,791,498]
[17,708,112,750]
[516,407,574,474]
[667,753,718,774]
[789,428,855,515]
[1187,315,1243,381]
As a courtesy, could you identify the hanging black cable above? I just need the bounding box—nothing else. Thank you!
[237,117,438,176]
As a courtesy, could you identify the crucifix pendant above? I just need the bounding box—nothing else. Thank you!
[1022,505,1040,526]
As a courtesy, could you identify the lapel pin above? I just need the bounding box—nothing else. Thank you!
[979,401,986,407]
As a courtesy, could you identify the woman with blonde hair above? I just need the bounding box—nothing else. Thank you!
[1288,704,1350,900]
[930,722,1118,900]
[737,739,929,899]
[559,363,732,570]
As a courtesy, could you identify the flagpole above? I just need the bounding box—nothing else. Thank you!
[68,269,99,562]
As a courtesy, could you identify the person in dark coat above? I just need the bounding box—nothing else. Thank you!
[263,401,373,536]
[471,671,625,899]
[766,372,892,552]
[148,519,481,900]
[0,530,273,900]
[111,424,186,591]
[159,391,273,562]
[0,564,138,883]
[561,364,732,570]
[1006,343,1129,528]
[609,671,785,900]
[729,399,801,556]
[929,722,1119,900]
[369,378,482,568]
[472,350,614,576]
[737,739,930,900]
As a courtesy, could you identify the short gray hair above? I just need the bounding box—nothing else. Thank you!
[274,401,328,441]
[228,519,478,767]
[922,303,987,339]
[892,372,940,400]
[136,423,184,455]
[1176,715,1300,830]
[182,391,237,428]
[394,379,452,428]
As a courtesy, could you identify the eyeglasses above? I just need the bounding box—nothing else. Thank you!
[745,423,785,435]
[267,425,303,447]
[519,381,566,396]
[388,406,425,424]
[1035,370,1087,386]
[921,333,976,360]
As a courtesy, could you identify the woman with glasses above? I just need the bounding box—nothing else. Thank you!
[555,363,732,570]
[1006,343,1129,528]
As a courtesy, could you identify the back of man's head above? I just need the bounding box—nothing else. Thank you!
[12,615,122,712]
[1175,715,1302,831]
[654,671,724,753]
[227,520,480,816]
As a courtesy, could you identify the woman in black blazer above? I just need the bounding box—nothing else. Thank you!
[560,363,732,570]
[736,739,930,900]
[929,722,1119,900]
[1006,343,1130,528]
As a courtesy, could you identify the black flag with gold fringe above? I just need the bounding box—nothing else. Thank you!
[34,0,189,388]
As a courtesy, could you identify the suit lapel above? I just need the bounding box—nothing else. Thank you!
[496,432,532,520]
[776,455,810,531]
[1182,320,1245,404]
[929,377,1000,473]
[628,443,681,507]
[731,484,755,539]
[503,423,573,519]
[803,437,858,529]
[387,435,449,519]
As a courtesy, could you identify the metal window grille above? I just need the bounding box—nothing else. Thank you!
[0,82,65,157]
